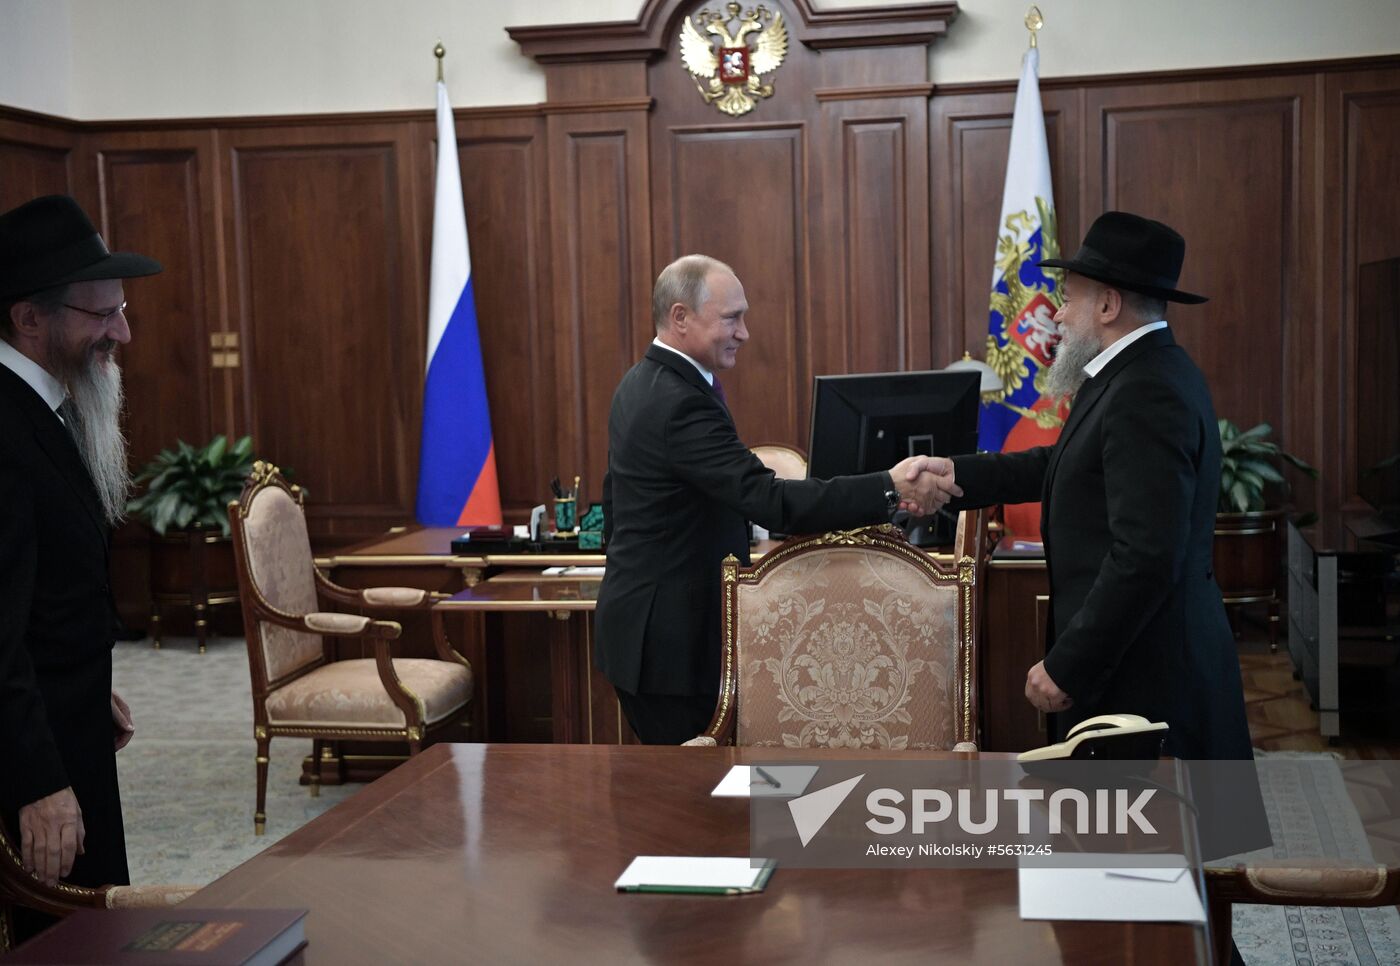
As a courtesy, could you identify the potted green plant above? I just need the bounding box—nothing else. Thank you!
[126,436,256,651]
[1214,420,1318,649]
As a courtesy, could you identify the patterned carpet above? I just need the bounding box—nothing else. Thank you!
[109,635,1400,963]
[111,637,358,887]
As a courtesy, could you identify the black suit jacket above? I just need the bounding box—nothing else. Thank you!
[952,328,1252,760]
[0,362,128,886]
[595,345,892,697]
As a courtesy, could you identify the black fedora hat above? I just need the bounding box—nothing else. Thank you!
[0,194,162,301]
[1038,210,1207,304]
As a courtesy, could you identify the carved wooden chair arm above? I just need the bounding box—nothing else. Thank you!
[369,637,428,725]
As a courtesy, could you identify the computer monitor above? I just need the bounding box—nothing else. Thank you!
[807,370,981,545]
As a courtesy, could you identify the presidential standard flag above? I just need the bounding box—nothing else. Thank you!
[978,45,1064,540]
[415,79,502,526]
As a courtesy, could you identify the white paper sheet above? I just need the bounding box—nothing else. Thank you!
[1019,854,1205,923]
[710,764,819,798]
[614,856,768,890]
[541,565,606,577]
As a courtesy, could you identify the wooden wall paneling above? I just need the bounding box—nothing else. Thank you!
[544,107,653,504]
[928,87,1079,367]
[83,127,224,627]
[1327,67,1400,509]
[663,121,808,446]
[0,110,80,212]
[1083,75,1313,504]
[815,91,932,384]
[220,121,425,543]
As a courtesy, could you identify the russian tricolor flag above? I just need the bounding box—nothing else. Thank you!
[415,79,501,526]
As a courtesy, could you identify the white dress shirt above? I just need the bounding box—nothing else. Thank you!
[0,337,66,416]
[1083,320,1168,379]
[651,337,714,386]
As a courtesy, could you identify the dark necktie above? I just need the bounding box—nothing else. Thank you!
[57,399,80,444]
[711,376,728,410]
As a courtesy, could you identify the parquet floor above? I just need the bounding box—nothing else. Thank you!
[1240,626,1399,760]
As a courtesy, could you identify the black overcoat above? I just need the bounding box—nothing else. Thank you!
[0,363,128,888]
[953,328,1253,760]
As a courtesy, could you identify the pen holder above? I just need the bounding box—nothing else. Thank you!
[553,497,577,535]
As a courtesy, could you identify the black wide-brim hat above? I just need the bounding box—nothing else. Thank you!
[1038,210,1207,304]
[0,194,162,301]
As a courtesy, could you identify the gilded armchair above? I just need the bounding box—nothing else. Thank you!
[229,462,473,834]
[687,514,984,750]
[0,824,195,952]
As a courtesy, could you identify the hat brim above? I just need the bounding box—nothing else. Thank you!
[51,251,164,288]
[1038,257,1208,305]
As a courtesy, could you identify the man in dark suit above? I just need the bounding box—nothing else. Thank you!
[0,195,161,937]
[934,211,1252,761]
[596,254,959,744]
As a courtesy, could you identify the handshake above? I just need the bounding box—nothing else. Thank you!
[888,455,962,518]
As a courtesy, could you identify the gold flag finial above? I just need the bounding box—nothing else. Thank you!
[1025,6,1043,49]
[434,42,445,82]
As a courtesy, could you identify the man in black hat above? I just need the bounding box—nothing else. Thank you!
[0,194,161,934]
[929,210,1253,762]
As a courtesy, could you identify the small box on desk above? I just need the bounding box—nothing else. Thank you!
[451,526,527,555]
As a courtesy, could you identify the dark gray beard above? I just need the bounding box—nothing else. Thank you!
[1044,326,1102,400]
[64,357,131,526]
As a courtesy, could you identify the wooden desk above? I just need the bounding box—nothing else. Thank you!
[432,577,636,745]
[189,744,1208,965]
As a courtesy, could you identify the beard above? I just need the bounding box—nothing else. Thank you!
[1044,323,1103,400]
[49,338,131,526]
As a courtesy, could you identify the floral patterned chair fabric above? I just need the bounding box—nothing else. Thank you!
[689,516,983,750]
[229,462,473,834]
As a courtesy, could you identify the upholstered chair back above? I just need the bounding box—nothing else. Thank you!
[238,479,324,682]
[722,521,979,750]
[750,444,808,481]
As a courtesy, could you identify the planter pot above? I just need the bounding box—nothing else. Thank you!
[149,526,242,652]
[1213,508,1286,650]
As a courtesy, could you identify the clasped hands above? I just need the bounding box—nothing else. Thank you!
[890,455,962,517]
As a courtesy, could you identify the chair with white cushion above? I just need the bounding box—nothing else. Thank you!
[229,462,472,834]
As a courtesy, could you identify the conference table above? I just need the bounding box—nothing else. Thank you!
[188,744,1210,964]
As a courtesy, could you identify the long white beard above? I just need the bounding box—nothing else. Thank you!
[65,357,131,526]
[1044,325,1103,400]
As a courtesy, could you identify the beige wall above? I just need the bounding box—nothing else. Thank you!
[2,0,1399,120]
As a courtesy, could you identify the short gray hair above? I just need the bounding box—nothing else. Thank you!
[652,254,733,331]
[0,283,69,340]
[1119,289,1168,324]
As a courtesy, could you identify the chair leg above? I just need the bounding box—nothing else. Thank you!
[255,734,270,835]
[1268,598,1280,653]
[309,739,323,798]
[194,601,208,654]
[150,603,161,649]
[1207,893,1233,966]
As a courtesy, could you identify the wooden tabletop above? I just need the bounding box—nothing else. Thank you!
[434,577,602,612]
[189,744,1207,964]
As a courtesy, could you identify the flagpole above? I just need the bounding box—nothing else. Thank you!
[434,41,445,82]
[1025,6,1042,49]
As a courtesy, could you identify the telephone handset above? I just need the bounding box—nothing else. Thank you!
[1017,713,1169,763]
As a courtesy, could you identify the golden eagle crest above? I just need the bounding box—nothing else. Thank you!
[680,3,788,117]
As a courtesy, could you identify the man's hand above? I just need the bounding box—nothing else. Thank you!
[890,456,963,516]
[112,690,134,751]
[1025,660,1072,713]
[18,787,85,885]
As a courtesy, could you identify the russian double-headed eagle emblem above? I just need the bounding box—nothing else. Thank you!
[680,3,788,117]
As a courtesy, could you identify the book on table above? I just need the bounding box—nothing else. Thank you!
[8,908,307,965]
